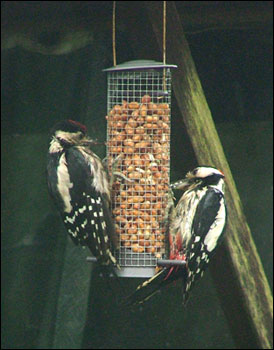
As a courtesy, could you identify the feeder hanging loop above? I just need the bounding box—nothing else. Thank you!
[112,1,116,67]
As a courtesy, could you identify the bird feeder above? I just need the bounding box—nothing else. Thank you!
[104,60,177,277]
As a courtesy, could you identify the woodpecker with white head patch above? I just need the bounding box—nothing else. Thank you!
[124,166,227,305]
[47,119,119,266]
[171,166,227,304]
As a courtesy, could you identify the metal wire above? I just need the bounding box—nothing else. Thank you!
[163,1,167,91]
[106,68,172,268]
[87,256,187,267]
[112,1,116,66]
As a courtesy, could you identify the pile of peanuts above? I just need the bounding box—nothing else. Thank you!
[106,94,170,259]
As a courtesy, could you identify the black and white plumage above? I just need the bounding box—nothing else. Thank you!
[124,166,227,305]
[47,119,118,266]
[171,166,227,304]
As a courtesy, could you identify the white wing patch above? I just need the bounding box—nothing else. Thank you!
[172,190,206,247]
[57,154,73,213]
[204,197,226,252]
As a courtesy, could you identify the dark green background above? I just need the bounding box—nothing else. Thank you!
[1,2,273,349]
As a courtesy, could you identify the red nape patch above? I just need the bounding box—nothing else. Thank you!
[218,169,225,177]
[68,120,87,133]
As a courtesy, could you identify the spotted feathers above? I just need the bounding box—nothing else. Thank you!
[47,120,118,267]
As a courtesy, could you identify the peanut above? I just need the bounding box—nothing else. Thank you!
[107,94,170,259]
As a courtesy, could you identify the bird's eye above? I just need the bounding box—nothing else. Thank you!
[193,168,198,175]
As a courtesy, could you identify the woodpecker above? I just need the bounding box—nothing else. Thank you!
[47,119,119,266]
[124,166,227,305]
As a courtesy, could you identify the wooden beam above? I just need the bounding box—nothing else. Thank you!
[144,1,273,349]
[2,1,272,54]
[175,1,273,32]
[52,240,93,349]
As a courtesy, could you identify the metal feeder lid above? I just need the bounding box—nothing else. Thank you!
[103,59,177,72]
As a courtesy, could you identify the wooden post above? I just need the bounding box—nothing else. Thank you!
[144,1,273,349]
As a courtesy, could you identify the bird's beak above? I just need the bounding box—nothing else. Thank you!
[83,139,106,146]
[170,178,192,191]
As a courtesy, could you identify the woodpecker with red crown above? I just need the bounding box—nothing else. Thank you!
[47,119,119,267]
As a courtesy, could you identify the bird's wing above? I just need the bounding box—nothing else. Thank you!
[184,188,227,297]
[61,147,116,264]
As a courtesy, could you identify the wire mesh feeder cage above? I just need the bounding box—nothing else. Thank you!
[104,60,177,277]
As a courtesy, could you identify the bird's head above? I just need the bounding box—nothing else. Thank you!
[171,166,225,191]
[50,119,87,145]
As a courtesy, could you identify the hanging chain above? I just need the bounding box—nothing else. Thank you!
[163,1,166,66]
[163,1,167,92]
[112,1,167,89]
[113,1,117,66]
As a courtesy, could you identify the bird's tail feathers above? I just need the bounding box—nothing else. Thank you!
[121,267,177,306]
